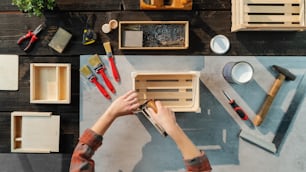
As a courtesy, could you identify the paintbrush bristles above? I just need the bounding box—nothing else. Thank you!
[88,54,103,67]
[88,54,104,72]
[103,42,113,56]
[80,65,94,79]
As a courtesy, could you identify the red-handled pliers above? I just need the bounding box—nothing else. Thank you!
[17,24,44,51]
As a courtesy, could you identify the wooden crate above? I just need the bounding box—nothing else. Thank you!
[140,0,193,10]
[132,72,200,112]
[119,21,189,50]
[11,111,60,153]
[30,63,71,104]
[232,0,306,31]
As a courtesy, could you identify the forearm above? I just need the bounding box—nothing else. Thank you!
[70,110,117,172]
[91,110,116,136]
[168,125,212,171]
[168,125,201,159]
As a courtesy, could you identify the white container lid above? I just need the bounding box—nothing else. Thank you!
[102,24,111,33]
[210,35,230,54]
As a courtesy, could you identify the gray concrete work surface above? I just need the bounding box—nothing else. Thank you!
[80,55,306,172]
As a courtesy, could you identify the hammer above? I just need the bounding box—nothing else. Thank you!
[253,65,296,126]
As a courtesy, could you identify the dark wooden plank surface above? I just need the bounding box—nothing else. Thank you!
[0,56,79,153]
[2,11,306,56]
[56,0,122,11]
[0,0,18,11]
[0,112,11,151]
[1,0,231,11]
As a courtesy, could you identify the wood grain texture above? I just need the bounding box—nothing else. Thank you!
[30,63,71,104]
[0,112,11,151]
[1,0,231,11]
[2,10,306,56]
[0,0,305,170]
[232,0,306,31]
[11,112,60,153]
[133,72,200,112]
[0,56,79,153]
[0,0,18,11]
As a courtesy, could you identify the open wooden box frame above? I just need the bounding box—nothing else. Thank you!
[119,21,189,50]
[232,0,306,31]
[11,111,60,153]
[30,63,71,104]
[132,71,200,112]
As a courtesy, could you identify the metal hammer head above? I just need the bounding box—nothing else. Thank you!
[272,65,296,81]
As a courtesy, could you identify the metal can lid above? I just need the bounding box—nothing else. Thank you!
[210,35,230,54]
[231,62,254,84]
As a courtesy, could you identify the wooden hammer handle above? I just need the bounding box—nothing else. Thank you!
[253,74,286,126]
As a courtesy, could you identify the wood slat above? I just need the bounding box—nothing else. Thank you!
[56,0,122,11]
[238,24,303,27]
[135,81,193,89]
[0,0,18,11]
[245,15,301,22]
[138,99,194,107]
[156,100,193,107]
[244,6,300,13]
[244,0,300,4]
[135,74,193,80]
[137,91,193,99]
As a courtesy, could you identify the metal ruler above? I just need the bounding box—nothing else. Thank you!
[272,73,306,151]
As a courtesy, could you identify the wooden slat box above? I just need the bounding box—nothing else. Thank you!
[119,21,189,50]
[232,0,306,31]
[11,111,60,153]
[132,72,200,112]
[30,63,71,104]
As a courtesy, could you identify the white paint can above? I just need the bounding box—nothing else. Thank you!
[210,35,230,54]
[223,61,254,84]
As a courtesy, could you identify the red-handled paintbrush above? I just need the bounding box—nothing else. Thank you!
[88,54,116,93]
[80,65,111,99]
[103,42,120,82]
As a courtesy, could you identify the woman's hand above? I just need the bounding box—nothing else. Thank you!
[148,101,178,135]
[148,100,203,160]
[106,90,140,119]
[91,90,140,135]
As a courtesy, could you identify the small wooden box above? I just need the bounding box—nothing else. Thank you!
[119,21,189,50]
[11,111,60,153]
[232,0,306,31]
[132,72,200,112]
[30,63,71,104]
